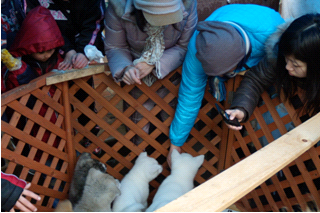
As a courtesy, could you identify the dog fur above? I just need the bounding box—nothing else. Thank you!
[69,152,107,206]
[73,168,121,212]
[146,149,204,212]
[112,152,163,212]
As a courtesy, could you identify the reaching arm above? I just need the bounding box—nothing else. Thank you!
[169,34,208,146]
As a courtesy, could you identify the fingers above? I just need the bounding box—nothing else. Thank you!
[225,109,244,130]
[72,53,89,69]
[22,184,41,201]
[58,61,72,70]
[226,123,243,130]
[15,197,37,212]
[123,67,141,85]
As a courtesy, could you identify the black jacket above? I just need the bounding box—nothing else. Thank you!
[230,22,291,122]
[26,0,106,54]
[1,172,27,211]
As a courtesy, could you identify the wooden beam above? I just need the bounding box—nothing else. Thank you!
[46,64,109,85]
[156,112,320,212]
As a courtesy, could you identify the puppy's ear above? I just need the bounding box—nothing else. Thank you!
[194,155,205,167]
[149,164,163,176]
[139,152,148,157]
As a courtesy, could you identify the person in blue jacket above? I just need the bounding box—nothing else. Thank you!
[168,4,284,165]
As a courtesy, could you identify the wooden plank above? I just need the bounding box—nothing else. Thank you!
[156,113,320,212]
[1,149,69,182]
[1,121,68,161]
[62,81,76,178]
[46,64,108,85]
[7,100,67,140]
[1,74,49,105]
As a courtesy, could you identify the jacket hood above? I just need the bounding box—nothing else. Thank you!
[109,0,193,19]
[9,6,64,57]
[264,19,294,61]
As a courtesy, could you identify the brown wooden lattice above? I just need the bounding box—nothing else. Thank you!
[2,66,319,211]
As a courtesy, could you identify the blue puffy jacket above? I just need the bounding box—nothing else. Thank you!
[169,4,285,146]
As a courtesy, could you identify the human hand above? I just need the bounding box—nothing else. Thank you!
[10,183,41,212]
[224,109,244,130]
[167,144,182,168]
[135,62,154,79]
[122,66,141,85]
[72,53,89,69]
[58,50,76,70]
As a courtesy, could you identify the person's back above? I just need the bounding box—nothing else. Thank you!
[168,4,285,164]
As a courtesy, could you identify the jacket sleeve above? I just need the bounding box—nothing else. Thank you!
[104,4,134,81]
[5,62,37,91]
[1,172,27,212]
[230,56,277,122]
[75,0,105,54]
[156,0,198,79]
[169,35,207,146]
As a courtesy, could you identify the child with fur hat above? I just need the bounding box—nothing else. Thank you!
[168,4,284,166]
[105,0,197,144]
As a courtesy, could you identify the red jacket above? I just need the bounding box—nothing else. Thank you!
[4,6,64,92]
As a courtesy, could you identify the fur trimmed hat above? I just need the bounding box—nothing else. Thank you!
[133,0,183,26]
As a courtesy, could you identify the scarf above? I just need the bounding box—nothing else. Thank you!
[133,23,165,86]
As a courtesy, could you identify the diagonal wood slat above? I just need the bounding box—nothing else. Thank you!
[1,65,319,211]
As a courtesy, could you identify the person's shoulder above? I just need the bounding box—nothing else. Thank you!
[182,0,195,11]
[108,0,127,17]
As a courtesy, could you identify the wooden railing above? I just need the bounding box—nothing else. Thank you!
[1,64,319,211]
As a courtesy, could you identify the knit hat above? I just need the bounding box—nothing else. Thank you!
[133,0,183,26]
[196,21,246,76]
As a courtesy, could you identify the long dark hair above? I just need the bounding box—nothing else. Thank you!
[276,13,320,116]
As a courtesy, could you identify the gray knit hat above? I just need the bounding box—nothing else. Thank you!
[196,21,246,76]
[133,0,183,26]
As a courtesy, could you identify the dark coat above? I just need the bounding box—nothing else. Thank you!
[230,22,292,122]
[26,0,106,54]
[1,171,27,212]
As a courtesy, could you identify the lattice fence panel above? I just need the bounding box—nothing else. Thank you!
[69,68,224,202]
[228,76,320,212]
[1,75,71,212]
[2,67,319,212]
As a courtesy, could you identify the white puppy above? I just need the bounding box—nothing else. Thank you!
[112,152,163,212]
[146,149,204,212]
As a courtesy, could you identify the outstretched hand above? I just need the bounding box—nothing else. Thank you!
[167,144,182,168]
[10,183,41,212]
[224,109,244,130]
